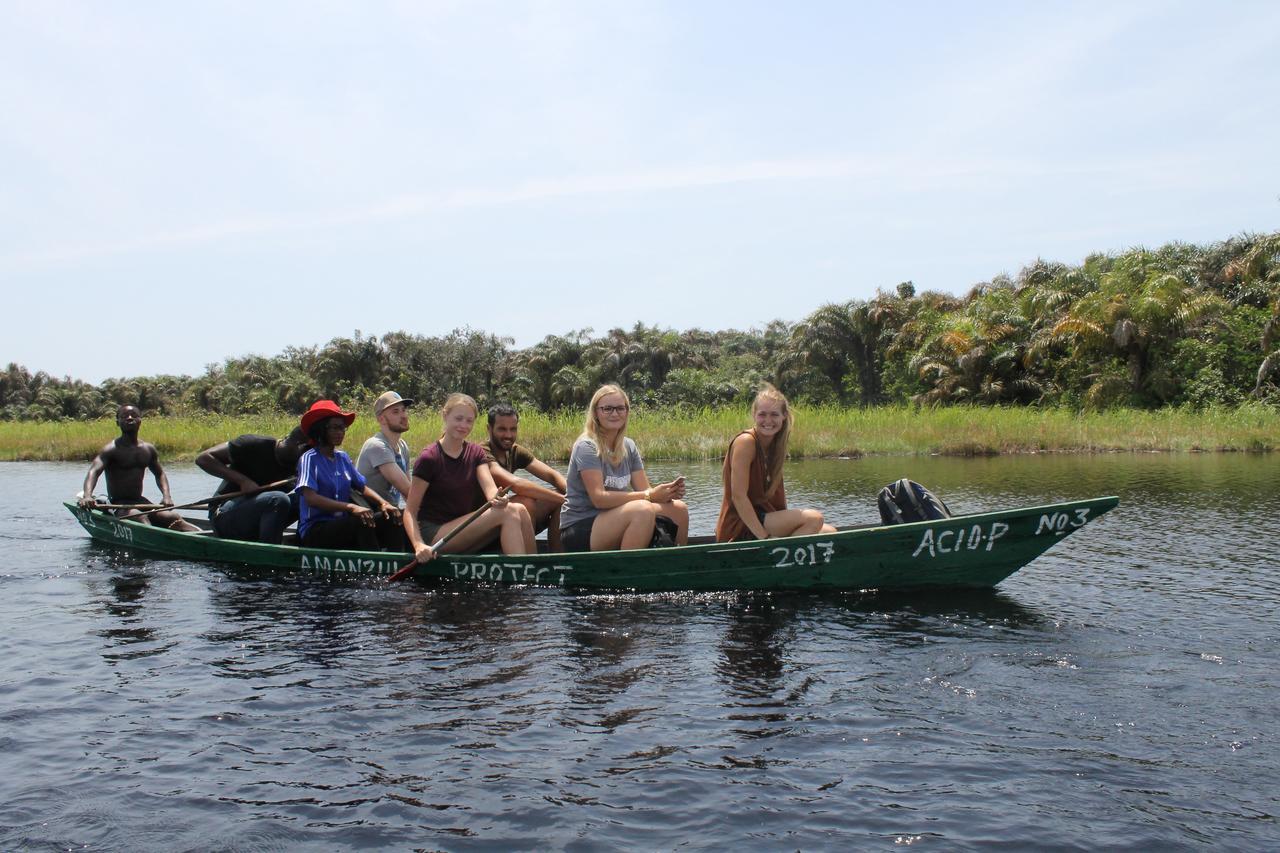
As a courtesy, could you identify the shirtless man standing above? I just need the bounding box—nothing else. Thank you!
[79,404,199,531]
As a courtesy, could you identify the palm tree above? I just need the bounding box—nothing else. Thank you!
[549,365,591,409]
[910,282,1042,405]
[786,301,863,404]
[1051,251,1224,405]
[1207,233,1280,395]
[0,363,35,415]
[514,330,590,410]
[315,332,387,399]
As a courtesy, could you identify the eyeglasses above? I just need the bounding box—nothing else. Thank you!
[597,405,629,415]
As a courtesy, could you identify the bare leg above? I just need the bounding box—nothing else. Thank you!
[546,504,562,551]
[435,511,505,553]
[590,502,657,551]
[118,507,199,533]
[436,504,534,555]
[513,495,560,550]
[511,495,538,518]
[764,508,827,538]
[502,503,535,554]
[160,512,202,533]
[655,499,689,545]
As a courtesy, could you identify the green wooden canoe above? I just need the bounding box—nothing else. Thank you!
[65,495,1118,592]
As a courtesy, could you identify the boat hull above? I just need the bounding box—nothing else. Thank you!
[65,496,1118,592]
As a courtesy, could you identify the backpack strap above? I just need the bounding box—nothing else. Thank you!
[878,484,906,523]
[899,478,928,519]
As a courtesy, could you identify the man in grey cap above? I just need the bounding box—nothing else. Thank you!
[356,391,415,509]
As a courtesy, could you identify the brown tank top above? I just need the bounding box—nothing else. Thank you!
[714,429,787,542]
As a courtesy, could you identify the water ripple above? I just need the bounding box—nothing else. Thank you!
[2,459,1279,849]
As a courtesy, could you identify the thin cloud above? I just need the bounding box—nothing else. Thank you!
[0,151,1207,272]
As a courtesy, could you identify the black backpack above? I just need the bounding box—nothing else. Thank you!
[650,515,679,548]
[878,479,951,524]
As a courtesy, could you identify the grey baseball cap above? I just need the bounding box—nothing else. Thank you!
[373,391,415,417]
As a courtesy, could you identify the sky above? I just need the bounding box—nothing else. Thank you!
[3,0,1279,383]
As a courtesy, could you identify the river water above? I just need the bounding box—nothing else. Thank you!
[1,455,1277,850]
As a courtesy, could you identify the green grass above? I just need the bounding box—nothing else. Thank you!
[3,404,1278,463]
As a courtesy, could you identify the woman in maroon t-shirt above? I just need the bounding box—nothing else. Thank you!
[404,393,535,561]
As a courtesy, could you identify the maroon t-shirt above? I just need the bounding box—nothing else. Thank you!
[412,440,487,524]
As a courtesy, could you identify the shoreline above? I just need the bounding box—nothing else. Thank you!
[3,404,1277,462]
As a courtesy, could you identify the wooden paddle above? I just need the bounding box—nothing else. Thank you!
[123,478,294,519]
[388,486,511,583]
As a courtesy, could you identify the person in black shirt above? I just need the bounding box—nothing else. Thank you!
[195,427,309,543]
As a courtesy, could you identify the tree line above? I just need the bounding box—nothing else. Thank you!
[5,231,1279,422]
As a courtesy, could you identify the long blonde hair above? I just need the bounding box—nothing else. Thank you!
[579,384,630,465]
[752,384,792,497]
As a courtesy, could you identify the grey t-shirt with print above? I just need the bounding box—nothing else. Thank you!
[356,432,411,507]
[560,437,644,527]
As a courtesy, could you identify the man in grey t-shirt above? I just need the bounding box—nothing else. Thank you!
[356,391,415,508]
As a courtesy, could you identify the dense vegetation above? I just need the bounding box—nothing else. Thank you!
[5,232,1279,421]
[6,405,1277,463]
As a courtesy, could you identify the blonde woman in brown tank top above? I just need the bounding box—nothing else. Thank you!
[714,385,836,542]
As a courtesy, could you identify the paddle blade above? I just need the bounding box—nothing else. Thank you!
[387,559,418,583]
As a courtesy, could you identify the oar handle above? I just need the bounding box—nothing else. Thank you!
[428,485,511,552]
[388,486,511,583]
[127,478,294,519]
[206,477,294,507]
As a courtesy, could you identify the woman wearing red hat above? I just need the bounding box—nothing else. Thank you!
[295,400,403,550]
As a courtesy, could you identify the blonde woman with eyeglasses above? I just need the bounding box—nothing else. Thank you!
[558,385,688,551]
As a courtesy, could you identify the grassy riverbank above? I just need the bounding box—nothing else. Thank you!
[2,404,1278,462]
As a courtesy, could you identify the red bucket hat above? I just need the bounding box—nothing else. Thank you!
[300,400,357,440]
